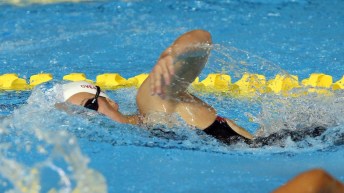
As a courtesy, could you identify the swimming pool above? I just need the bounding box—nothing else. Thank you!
[0,0,343,192]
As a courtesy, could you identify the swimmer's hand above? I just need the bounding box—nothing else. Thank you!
[150,47,175,97]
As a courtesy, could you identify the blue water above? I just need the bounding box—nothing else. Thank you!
[0,0,343,193]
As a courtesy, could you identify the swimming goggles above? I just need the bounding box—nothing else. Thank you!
[84,86,101,111]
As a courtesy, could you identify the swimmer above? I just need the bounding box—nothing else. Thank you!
[62,29,254,142]
[273,169,344,193]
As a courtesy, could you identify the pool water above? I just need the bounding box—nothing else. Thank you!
[0,0,343,193]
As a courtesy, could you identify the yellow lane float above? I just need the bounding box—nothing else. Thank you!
[63,73,90,82]
[0,73,29,90]
[233,73,270,96]
[30,73,53,86]
[302,73,333,88]
[203,74,233,92]
[127,73,149,88]
[267,74,300,94]
[96,73,133,89]
[192,74,237,93]
[332,76,344,90]
[1,73,344,97]
[301,73,334,96]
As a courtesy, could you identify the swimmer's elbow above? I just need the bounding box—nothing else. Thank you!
[196,29,212,43]
[188,29,212,44]
[171,30,212,60]
[174,29,212,47]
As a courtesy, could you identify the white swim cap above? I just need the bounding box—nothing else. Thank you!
[62,81,109,101]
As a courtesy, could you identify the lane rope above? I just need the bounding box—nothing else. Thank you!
[0,73,343,97]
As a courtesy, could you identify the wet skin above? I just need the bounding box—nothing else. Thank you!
[67,92,123,122]
[65,30,254,139]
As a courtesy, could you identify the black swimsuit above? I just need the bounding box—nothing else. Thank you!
[203,116,249,145]
[203,116,327,147]
[148,116,328,147]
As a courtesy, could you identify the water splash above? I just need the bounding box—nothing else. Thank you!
[207,44,287,80]
[1,80,342,193]
[250,90,344,135]
[0,82,107,193]
[202,44,344,149]
[1,41,343,192]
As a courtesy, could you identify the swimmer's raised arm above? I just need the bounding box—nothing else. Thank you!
[150,29,212,96]
[95,97,143,125]
[137,30,253,143]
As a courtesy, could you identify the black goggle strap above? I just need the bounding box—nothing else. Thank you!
[84,86,101,110]
[93,86,101,102]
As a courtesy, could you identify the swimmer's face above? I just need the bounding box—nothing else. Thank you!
[67,92,120,120]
